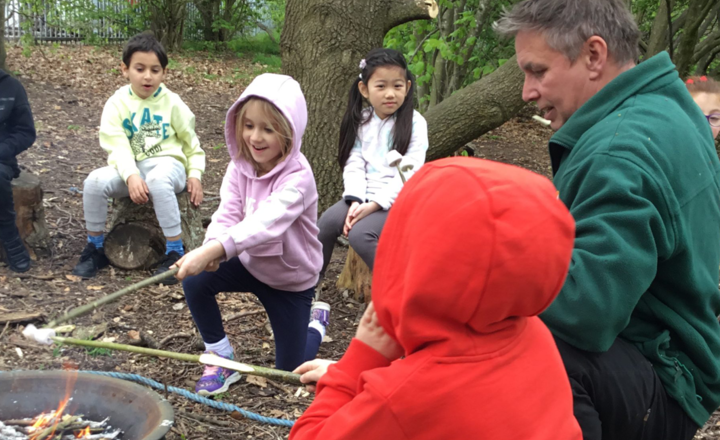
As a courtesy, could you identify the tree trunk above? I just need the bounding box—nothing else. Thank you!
[645,0,671,58]
[104,192,203,270]
[0,0,6,72]
[675,0,715,77]
[425,55,526,161]
[281,0,438,212]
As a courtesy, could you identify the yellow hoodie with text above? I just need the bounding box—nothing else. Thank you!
[99,84,205,183]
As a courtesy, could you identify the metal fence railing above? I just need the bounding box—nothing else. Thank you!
[3,0,203,43]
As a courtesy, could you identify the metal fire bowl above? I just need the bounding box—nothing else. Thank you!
[0,371,174,440]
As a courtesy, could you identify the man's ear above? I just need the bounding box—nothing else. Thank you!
[584,36,608,81]
[358,80,369,99]
[121,62,129,78]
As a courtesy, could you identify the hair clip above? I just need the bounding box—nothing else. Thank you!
[359,59,366,70]
[686,79,695,85]
[700,76,708,82]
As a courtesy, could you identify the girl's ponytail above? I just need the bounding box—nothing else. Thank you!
[338,77,366,168]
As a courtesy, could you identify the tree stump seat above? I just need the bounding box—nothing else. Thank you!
[0,171,50,263]
[336,246,372,303]
[104,191,203,270]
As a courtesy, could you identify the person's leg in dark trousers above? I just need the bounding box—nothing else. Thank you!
[254,284,314,371]
[554,336,699,440]
[305,326,323,361]
[0,163,18,241]
[346,209,389,270]
[183,257,263,345]
[183,256,315,371]
[317,199,351,279]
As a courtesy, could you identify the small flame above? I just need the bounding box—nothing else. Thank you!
[76,426,92,438]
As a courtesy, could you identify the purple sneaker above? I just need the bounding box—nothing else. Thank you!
[195,351,242,396]
[310,301,331,327]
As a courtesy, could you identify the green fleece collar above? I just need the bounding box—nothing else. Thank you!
[550,52,678,150]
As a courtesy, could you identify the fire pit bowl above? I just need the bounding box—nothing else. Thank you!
[0,371,174,440]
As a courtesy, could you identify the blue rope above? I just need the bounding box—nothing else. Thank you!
[0,370,295,428]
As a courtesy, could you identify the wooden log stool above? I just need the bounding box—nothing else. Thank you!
[336,247,373,303]
[104,192,203,270]
[0,171,50,262]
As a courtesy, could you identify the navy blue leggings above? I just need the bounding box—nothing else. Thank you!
[182,257,322,372]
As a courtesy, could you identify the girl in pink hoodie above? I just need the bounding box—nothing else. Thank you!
[173,73,325,396]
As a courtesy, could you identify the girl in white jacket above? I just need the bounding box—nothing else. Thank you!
[317,48,428,283]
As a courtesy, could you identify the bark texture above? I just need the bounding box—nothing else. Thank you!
[0,171,50,262]
[425,55,526,161]
[337,247,372,303]
[105,192,203,270]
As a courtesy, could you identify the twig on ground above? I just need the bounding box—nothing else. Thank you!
[224,309,265,322]
[0,322,10,340]
[176,410,233,427]
[15,273,58,280]
[159,332,192,348]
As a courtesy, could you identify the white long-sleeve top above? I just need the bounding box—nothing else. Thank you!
[342,109,429,210]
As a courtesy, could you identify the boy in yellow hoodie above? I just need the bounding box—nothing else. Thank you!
[72,32,205,281]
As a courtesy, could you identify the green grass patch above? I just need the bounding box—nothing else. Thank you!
[227,34,280,56]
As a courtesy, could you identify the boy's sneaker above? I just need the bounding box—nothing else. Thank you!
[153,251,181,285]
[72,243,109,278]
[310,301,331,327]
[1,234,31,273]
[195,351,242,396]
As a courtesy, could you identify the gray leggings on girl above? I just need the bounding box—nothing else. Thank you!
[317,199,388,279]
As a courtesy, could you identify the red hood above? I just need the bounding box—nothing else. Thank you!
[372,158,575,357]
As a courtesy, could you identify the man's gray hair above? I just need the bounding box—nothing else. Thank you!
[494,0,640,65]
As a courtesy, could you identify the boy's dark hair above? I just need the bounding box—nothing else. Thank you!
[338,48,416,169]
[122,32,169,69]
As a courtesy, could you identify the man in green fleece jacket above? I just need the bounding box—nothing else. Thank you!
[496,1,720,439]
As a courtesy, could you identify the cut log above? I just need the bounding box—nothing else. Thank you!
[336,247,372,303]
[104,192,203,270]
[0,171,50,262]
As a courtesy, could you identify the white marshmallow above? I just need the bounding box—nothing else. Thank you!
[22,324,56,345]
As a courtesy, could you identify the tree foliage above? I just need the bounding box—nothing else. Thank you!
[385,0,517,110]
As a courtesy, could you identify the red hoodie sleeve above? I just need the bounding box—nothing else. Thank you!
[289,339,407,440]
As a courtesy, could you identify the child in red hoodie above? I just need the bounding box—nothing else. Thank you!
[289,157,582,440]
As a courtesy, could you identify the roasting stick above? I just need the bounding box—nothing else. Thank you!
[21,333,303,385]
[45,267,181,329]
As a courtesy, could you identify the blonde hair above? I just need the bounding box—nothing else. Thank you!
[234,98,294,172]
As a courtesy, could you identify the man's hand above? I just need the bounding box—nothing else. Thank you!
[348,202,381,230]
[343,201,360,236]
[356,302,403,361]
[172,241,225,280]
[127,174,149,204]
[187,177,203,207]
[293,359,337,393]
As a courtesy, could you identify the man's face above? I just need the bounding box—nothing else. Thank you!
[515,30,596,131]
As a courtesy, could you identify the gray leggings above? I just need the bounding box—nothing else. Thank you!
[83,157,186,237]
[317,199,388,279]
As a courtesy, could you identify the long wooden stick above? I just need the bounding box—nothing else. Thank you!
[52,337,303,385]
[46,268,180,328]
